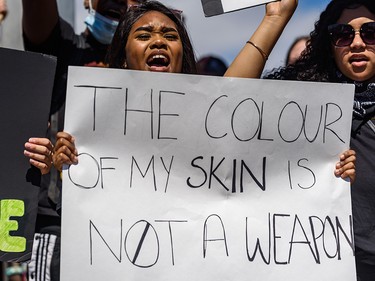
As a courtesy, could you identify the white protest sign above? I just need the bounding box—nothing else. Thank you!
[201,0,275,17]
[61,66,356,281]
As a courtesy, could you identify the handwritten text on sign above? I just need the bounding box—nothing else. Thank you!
[61,67,356,281]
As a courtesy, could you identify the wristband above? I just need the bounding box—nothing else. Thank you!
[246,40,269,61]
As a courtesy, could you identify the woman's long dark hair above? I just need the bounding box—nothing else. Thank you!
[265,0,375,82]
[106,1,197,74]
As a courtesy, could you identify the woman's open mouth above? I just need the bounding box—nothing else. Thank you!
[349,55,369,68]
[147,53,171,72]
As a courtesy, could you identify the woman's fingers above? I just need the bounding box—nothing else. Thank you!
[335,150,356,183]
[53,145,78,165]
[53,150,75,172]
[53,132,78,172]
[54,132,77,154]
[24,137,54,175]
[29,158,51,174]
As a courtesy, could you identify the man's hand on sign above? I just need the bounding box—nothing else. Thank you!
[53,131,78,172]
[335,149,356,183]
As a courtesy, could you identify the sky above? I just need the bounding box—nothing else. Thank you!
[75,0,331,73]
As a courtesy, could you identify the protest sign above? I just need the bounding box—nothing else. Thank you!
[201,0,275,17]
[0,47,56,261]
[61,66,355,281]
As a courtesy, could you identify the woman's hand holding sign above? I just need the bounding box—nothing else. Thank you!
[53,131,78,172]
[24,137,54,175]
[335,150,356,183]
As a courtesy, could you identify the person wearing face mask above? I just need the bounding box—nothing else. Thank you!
[22,0,132,114]
[84,0,120,45]
[21,0,143,280]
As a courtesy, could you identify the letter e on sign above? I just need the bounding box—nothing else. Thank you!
[0,200,26,252]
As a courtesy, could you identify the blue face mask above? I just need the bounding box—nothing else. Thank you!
[84,0,119,45]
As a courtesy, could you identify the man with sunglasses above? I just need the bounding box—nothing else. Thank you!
[21,0,144,280]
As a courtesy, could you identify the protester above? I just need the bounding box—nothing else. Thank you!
[105,2,196,73]
[23,0,129,114]
[5,263,27,281]
[285,35,309,65]
[0,0,6,44]
[250,0,370,279]
[52,2,356,280]
[0,0,7,23]
[54,0,354,186]
[22,0,144,280]
[196,55,228,76]
[53,0,296,165]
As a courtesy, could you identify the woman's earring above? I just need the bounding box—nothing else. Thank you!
[123,61,128,68]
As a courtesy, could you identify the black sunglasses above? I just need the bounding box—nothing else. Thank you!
[328,22,375,47]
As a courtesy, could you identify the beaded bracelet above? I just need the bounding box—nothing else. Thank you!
[246,41,269,61]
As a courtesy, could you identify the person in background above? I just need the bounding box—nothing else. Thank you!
[285,35,309,65]
[21,0,144,280]
[236,0,369,279]
[0,0,7,23]
[22,0,131,115]
[196,55,228,76]
[5,263,27,281]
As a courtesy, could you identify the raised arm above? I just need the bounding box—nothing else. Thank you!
[22,0,59,45]
[225,0,297,78]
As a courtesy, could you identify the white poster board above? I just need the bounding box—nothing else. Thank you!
[61,66,356,281]
[201,0,275,17]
